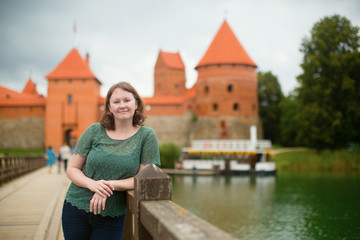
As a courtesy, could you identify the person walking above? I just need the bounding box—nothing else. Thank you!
[59,143,72,173]
[45,146,55,174]
[61,82,160,240]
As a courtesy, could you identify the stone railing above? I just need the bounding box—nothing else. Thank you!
[0,153,46,184]
[122,164,236,240]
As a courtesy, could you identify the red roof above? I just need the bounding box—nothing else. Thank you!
[196,21,256,68]
[22,78,40,96]
[143,83,196,105]
[46,48,98,80]
[143,95,184,105]
[182,83,196,99]
[159,50,185,69]
[0,85,45,106]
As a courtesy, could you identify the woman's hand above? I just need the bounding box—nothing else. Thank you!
[90,192,107,215]
[88,180,114,198]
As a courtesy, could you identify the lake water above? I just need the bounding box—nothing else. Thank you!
[171,172,360,240]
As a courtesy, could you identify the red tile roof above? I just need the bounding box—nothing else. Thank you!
[46,48,99,81]
[196,21,256,69]
[22,78,40,96]
[183,83,196,99]
[0,85,45,106]
[143,83,196,105]
[143,95,184,105]
[159,50,185,69]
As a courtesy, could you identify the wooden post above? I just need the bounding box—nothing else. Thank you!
[224,154,231,174]
[133,164,172,240]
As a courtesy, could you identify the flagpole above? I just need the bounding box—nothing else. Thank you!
[73,19,78,48]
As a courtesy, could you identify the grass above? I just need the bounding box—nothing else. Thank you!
[0,149,45,156]
[272,148,360,171]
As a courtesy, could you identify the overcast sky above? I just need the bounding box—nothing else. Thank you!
[0,0,359,98]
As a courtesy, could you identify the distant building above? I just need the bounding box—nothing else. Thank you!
[0,20,262,150]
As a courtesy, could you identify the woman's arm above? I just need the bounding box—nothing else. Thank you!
[66,153,114,197]
[89,164,150,214]
[108,163,149,191]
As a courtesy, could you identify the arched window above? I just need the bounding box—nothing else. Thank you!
[205,85,209,94]
[213,103,218,111]
[68,94,72,105]
[233,103,239,111]
[227,84,233,93]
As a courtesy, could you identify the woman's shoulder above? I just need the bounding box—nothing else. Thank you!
[86,122,104,132]
[81,122,104,137]
[140,126,157,135]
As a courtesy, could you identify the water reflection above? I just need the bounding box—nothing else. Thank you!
[171,172,360,240]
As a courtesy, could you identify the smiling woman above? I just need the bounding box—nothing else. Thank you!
[62,82,160,240]
[109,88,137,126]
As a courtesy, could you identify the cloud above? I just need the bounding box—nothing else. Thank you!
[0,0,359,97]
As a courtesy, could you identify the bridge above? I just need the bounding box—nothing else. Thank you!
[0,154,237,240]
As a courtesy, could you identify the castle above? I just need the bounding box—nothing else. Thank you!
[0,20,262,151]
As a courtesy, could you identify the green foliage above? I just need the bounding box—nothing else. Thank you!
[258,71,284,143]
[273,149,360,171]
[159,142,182,168]
[279,93,301,147]
[296,14,360,150]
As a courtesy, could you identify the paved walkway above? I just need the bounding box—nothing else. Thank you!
[0,166,70,240]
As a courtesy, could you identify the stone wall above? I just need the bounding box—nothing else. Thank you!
[145,112,194,147]
[145,112,263,148]
[0,117,45,149]
[0,113,262,150]
[191,116,263,141]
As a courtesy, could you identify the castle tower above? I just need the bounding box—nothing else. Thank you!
[193,21,261,139]
[154,50,186,96]
[45,48,101,150]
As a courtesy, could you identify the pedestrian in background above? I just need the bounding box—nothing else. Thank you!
[59,143,72,173]
[45,146,55,174]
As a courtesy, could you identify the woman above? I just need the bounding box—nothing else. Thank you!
[62,82,160,240]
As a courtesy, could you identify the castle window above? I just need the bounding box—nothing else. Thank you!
[220,120,226,128]
[233,103,239,111]
[252,104,256,111]
[227,84,233,92]
[213,103,218,111]
[175,84,179,89]
[205,86,209,94]
[68,94,72,105]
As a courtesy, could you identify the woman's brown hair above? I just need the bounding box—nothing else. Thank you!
[100,82,146,130]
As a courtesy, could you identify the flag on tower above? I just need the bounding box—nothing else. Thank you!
[73,20,77,34]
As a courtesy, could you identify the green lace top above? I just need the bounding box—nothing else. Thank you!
[65,123,160,217]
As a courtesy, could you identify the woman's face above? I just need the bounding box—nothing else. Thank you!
[108,88,137,123]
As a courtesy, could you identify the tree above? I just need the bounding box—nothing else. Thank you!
[296,14,360,149]
[279,93,301,147]
[159,142,182,168]
[258,71,284,143]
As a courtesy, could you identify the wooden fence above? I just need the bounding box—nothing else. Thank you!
[0,153,46,184]
[122,164,237,240]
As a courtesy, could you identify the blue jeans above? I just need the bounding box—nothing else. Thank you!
[62,201,125,240]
